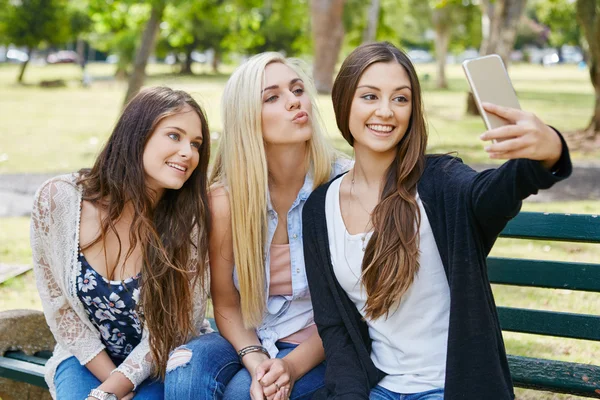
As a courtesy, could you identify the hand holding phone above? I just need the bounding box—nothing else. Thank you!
[463,54,521,139]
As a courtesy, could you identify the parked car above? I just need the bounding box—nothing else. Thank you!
[5,49,29,63]
[47,50,78,64]
[407,49,433,64]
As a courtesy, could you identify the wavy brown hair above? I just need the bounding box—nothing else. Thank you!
[77,86,211,377]
[332,42,428,320]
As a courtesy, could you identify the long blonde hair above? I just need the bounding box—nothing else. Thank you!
[210,52,334,328]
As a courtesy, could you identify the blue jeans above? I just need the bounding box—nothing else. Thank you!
[370,386,444,400]
[164,332,326,400]
[54,356,164,400]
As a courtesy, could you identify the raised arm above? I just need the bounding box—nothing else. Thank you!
[465,104,571,245]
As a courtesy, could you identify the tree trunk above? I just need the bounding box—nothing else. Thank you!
[17,47,32,84]
[212,50,221,74]
[180,45,194,75]
[576,0,600,139]
[123,1,165,106]
[363,0,380,44]
[311,0,346,94]
[433,8,450,89]
[466,0,527,114]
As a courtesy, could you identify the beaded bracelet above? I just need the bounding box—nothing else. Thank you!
[238,345,270,360]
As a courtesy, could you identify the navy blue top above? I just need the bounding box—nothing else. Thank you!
[76,252,142,359]
[303,133,572,400]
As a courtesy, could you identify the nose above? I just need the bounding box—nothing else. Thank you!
[375,103,393,119]
[286,92,301,111]
[178,141,193,158]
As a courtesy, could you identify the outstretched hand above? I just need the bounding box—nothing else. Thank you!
[479,102,563,170]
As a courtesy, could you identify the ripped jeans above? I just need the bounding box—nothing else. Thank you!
[164,332,326,400]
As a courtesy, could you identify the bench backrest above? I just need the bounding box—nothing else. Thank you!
[489,211,600,397]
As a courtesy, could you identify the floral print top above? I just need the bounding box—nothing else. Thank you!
[77,252,142,359]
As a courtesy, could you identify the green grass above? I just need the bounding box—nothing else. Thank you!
[0,62,599,174]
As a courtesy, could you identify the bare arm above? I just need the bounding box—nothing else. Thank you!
[209,188,269,377]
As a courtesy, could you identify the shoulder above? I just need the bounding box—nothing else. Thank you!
[422,154,476,184]
[33,173,81,209]
[306,173,345,215]
[208,184,231,225]
[331,155,353,178]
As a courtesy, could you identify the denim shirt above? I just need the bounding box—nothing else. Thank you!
[233,158,351,357]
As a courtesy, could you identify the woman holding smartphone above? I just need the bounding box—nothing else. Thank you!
[164,52,348,400]
[31,87,213,400]
[302,42,570,400]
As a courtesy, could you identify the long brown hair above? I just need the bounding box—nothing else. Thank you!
[332,42,428,320]
[77,86,211,377]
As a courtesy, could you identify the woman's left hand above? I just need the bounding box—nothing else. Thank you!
[255,358,295,400]
[479,102,563,170]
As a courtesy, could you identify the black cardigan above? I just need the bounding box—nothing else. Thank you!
[302,146,571,399]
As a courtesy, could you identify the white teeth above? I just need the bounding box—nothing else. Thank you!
[368,124,394,133]
[166,162,186,172]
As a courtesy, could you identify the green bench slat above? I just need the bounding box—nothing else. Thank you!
[500,212,600,243]
[498,307,600,341]
[4,350,50,366]
[488,258,600,292]
[0,356,47,388]
[508,355,600,397]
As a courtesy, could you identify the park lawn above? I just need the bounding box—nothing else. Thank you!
[0,61,599,174]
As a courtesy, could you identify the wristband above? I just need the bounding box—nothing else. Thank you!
[237,345,270,360]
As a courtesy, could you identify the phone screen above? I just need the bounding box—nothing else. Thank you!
[463,54,521,131]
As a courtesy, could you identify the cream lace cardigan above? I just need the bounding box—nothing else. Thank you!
[30,173,212,398]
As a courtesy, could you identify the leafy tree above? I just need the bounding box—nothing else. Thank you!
[534,0,580,49]
[88,0,147,78]
[1,0,70,83]
[123,0,167,105]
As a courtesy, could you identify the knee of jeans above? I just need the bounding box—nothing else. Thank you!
[166,346,193,373]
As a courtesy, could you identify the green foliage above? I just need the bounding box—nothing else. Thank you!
[88,1,151,72]
[0,0,70,49]
[533,0,580,47]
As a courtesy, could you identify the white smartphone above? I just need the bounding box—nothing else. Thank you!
[462,54,521,133]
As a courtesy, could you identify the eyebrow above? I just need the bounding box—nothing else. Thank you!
[262,78,304,93]
[166,126,203,141]
[356,85,412,91]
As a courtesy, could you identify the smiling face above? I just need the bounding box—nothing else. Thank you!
[349,61,413,157]
[142,105,204,198]
[261,62,313,145]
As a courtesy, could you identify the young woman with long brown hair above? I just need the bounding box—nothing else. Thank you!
[164,52,349,400]
[302,42,571,400]
[30,86,213,400]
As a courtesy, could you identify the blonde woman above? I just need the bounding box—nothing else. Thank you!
[164,53,348,400]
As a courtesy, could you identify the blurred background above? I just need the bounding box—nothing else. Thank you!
[0,1,599,398]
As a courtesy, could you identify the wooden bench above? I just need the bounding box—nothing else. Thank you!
[1,211,598,397]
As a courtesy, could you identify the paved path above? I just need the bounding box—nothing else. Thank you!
[0,165,598,218]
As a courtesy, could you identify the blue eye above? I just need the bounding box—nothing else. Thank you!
[191,141,202,150]
[168,133,180,141]
[293,88,304,96]
[265,95,278,103]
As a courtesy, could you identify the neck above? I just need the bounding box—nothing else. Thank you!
[352,143,396,191]
[265,142,309,189]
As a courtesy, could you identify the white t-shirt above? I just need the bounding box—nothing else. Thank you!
[325,176,450,394]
